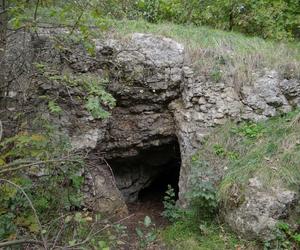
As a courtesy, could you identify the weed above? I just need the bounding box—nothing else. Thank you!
[35,63,115,120]
[264,221,300,249]
[186,167,218,222]
[161,218,255,250]
[162,185,183,222]
[136,216,157,249]
[48,100,63,115]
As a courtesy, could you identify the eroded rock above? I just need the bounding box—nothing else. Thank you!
[224,178,298,241]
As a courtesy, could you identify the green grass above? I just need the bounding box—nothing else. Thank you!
[190,109,300,204]
[108,19,300,86]
[160,219,256,250]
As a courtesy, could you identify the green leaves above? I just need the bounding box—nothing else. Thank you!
[136,216,157,248]
[162,185,183,222]
[48,100,62,114]
[85,96,111,119]
[144,216,152,227]
[36,63,115,120]
[0,121,85,241]
[186,167,218,221]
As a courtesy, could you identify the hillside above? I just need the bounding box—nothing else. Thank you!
[1,2,300,249]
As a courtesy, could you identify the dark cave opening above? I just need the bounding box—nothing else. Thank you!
[137,156,180,203]
[107,139,181,205]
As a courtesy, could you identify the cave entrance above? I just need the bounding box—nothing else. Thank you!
[107,139,181,208]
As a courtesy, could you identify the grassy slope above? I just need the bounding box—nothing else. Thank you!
[110,19,300,85]
[191,110,300,200]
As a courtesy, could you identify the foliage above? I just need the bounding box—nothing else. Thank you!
[219,110,300,203]
[0,119,85,241]
[162,185,183,222]
[186,165,218,221]
[0,119,128,248]
[136,216,157,249]
[117,0,300,41]
[231,122,265,139]
[35,63,116,119]
[113,19,300,88]
[8,0,299,41]
[264,221,300,249]
[188,109,300,211]
[48,100,62,114]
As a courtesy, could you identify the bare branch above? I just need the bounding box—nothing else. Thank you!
[66,214,135,248]
[0,157,83,175]
[0,239,45,248]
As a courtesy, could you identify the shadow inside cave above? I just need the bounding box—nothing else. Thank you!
[108,138,181,206]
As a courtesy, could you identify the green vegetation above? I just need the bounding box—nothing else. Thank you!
[35,63,116,119]
[0,120,128,248]
[136,216,157,249]
[132,0,300,41]
[0,120,83,240]
[160,172,253,249]
[219,111,300,201]
[263,221,300,249]
[161,218,255,250]
[189,110,300,205]
[189,110,300,249]
[12,0,298,41]
[162,185,183,222]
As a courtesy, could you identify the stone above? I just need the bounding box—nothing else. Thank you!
[224,178,298,241]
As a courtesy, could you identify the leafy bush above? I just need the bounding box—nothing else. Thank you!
[121,0,300,41]
[0,120,84,240]
[35,63,116,120]
[135,216,157,249]
[162,185,184,222]
[186,164,218,221]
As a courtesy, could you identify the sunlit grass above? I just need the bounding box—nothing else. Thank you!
[160,219,256,250]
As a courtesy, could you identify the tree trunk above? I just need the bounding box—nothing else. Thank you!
[0,0,7,70]
[0,0,7,134]
[0,0,7,49]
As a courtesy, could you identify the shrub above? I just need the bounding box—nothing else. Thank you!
[125,0,300,41]
[186,164,218,221]
[0,120,84,241]
[162,185,184,222]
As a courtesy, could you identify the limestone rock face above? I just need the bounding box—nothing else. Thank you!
[2,30,300,240]
[224,178,298,241]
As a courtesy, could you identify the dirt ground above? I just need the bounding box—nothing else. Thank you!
[116,191,169,250]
